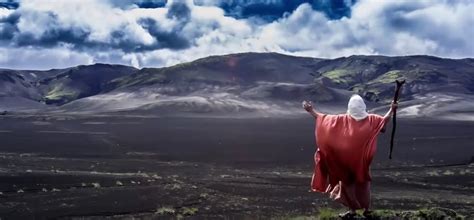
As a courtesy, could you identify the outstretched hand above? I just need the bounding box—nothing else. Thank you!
[302,100,313,112]
[391,101,398,111]
[384,101,399,120]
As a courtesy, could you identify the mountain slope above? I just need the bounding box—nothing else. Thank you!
[105,53,474,103]
[60,53,348,116]
[314,55,474,102]
[38,64,138,105]
[0,70,42,101]
[1,53,473,119]
[0,64,137,110]
[106,53,323,90]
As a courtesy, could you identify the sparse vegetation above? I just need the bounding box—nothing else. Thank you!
[181,207,199,216]
[317,208,339,219]
[322,69,352,84]
[155,206,176,215]
[154,206,198,217]
[44,84,79,104]
[372,70,404,83]
[310,207,465,220]
[0,53,473,219]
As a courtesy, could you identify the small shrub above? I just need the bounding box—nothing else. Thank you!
[155,206,175,215]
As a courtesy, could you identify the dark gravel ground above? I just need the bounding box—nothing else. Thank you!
[0,115,472,219]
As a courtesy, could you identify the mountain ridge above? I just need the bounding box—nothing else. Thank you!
[0,52,473,119]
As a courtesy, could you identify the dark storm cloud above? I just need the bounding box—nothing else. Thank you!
[166,0,191,21]
[0,11,19,40]
[129,0,355,20]
[138,18,190,49]
[0,22,16,39]
[312,0,356,19]
[33,0,359,53]
[109,0,167,9]
[0,0,472,70]
[0,0,19,9]
[0,11,97,51]
[132,0,192,50]
[135,0,167,8]
[377,1,472,54]
[0,9,19,23]
[0,3,191,52]
[10,12,91,48]
[15,27,90,48]
[194,0,356,21]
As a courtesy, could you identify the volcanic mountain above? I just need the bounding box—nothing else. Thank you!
[1,53,473,119]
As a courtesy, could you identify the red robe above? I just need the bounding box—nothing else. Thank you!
[311,113,386,209]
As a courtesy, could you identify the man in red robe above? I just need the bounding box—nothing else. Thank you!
[303,95,397,218]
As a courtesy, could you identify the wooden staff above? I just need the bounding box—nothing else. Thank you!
[389,79,405,159]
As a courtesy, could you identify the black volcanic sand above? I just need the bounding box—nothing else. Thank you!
[0,115,473,219]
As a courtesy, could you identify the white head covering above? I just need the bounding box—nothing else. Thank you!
[347,94,368,121]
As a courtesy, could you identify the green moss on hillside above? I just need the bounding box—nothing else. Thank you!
[322,69,352,84]
[373,70,404,83]
[44,84,78,102]
[324,69,348,78]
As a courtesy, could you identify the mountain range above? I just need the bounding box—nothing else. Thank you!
[1,53,473,119]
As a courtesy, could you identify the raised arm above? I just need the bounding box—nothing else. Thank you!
[302,100,319,119]
[383,101,398,123]
[379,101,398,133]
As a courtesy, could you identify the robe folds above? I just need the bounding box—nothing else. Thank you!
[311,113,386,209]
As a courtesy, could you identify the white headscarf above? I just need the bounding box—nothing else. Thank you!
[347,94,368,121]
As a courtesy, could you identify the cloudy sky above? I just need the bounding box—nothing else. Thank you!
[0,0,473,70]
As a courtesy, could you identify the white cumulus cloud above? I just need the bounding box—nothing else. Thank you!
[0,0,472,69]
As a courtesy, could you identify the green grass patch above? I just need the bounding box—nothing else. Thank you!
[181,207,199,216]
[323,69,350,78]
[371,70,404,84]
[317,208,341,219]
[44,84,78,101]
[322,69,351,84]
[155,206,176,215]
[154,206,199,217]
[321,69,366,86]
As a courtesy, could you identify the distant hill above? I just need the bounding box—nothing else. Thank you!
[0,53,473,119]
[313,55,474,102]
[37,64,138,105]
[0,64,137,108]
